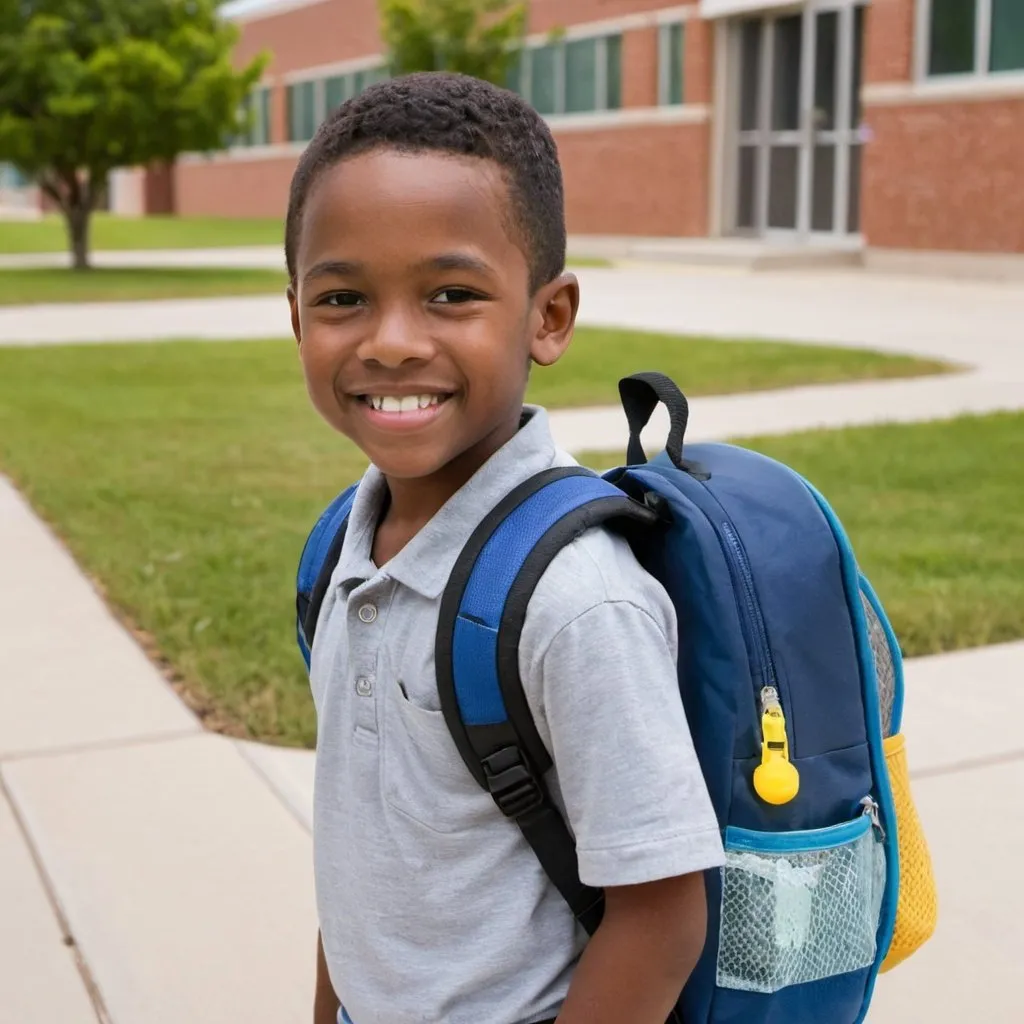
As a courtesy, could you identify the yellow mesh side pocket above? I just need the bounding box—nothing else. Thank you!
[881,732,938,971]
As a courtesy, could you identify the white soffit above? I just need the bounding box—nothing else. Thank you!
[701,0,798,18]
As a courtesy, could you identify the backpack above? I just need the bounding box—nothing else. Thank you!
[296,372,937,1023]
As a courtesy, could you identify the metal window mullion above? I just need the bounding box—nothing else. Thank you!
[756,19,773,235]
[315,78,326,134]
[797,6,816,236]
[915,0,933,79]
[556,41,566,114]
[658,24,669,106]
[596,36,608,111]
[835,3,855,235]
[976,0,993,75]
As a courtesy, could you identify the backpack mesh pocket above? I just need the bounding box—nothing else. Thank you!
[861,590,896,736]
[717,816,886,994]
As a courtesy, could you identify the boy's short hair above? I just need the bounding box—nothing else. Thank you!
[284,71,566,293]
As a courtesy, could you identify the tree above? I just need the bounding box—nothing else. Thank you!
[0,1,267,269]
[381,0,526,85]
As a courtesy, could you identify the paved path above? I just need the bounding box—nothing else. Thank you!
[0,245,287,271]
[2,264,1023,1021]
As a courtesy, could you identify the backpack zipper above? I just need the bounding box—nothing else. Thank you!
[720,520,779,695]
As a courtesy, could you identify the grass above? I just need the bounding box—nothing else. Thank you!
[0,336,957,746]
[0,214,285,253]
[580,412,1024,661]
[0,267,288,305]
[519,328,947,408]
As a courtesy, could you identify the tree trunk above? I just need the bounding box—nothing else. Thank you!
[66,201,92,271]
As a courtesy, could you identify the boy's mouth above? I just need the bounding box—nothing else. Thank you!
[359,393,452,413]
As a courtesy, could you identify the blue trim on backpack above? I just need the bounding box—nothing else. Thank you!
[793,477,900,1021]
[725,813,872,855]
[451,473,626,727]
[858,573,906,736]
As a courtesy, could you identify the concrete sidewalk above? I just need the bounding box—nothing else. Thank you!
[2,473,1021,1023]
[0,245,286,271]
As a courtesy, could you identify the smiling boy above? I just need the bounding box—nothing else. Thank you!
[287,73,724,1024]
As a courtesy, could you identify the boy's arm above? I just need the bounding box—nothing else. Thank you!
[555,872,707,1024]
[314,932,340,1024]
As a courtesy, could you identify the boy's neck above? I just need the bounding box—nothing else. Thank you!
[371,408,527,566]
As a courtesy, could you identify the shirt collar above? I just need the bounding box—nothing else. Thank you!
[333,407,568,599]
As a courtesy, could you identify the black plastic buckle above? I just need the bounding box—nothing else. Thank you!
[482,745,544,818]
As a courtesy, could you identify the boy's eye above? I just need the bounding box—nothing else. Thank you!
[322,292,366,307]
[431,287,483,305]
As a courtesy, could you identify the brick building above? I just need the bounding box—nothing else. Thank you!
[165,0,1024,260]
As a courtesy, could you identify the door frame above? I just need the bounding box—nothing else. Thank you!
[719,0,867,243]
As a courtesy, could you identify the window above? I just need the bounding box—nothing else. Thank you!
[237,86,271,147]
[530,43,559,114]
[288,66,388,139]
[925,0,1024,76]
[513,34,623,116]
[659,22,685,105]
[325,74,350,113]
[287,80,318,142]
[990,0,1024,72]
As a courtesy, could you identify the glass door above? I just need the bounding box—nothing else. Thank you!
[731,1,866,240]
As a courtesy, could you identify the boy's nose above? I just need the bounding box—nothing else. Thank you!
[357,309,436,368]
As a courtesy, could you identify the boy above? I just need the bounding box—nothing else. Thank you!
[286,72,724,1024]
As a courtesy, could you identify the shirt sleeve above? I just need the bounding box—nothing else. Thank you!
[531,596,725,888]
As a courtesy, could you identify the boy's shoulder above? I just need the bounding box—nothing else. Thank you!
[520,517,677,665]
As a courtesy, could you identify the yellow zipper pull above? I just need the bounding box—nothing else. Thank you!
[753,686,800,805]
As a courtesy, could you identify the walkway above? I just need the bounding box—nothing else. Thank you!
[2,263,1023,1022]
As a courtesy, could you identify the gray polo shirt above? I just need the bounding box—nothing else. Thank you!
[310,408,724,1024]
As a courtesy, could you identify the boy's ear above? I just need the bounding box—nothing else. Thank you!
[287,282,302,347]
[529,272,580,367]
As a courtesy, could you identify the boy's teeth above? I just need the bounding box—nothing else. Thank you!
[369,395,441,413]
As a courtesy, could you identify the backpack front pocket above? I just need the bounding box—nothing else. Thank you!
[716,811,886,994]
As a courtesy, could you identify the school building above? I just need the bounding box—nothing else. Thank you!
[134,0,1024,266]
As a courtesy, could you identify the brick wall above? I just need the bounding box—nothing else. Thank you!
[559,122,709,236]
[862,0,914,85]
[234,0,380,76]
[863,98,1024,253]
[176,155,296,219]
[861,0,1024,253]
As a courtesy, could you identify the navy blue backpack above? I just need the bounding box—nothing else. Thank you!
[297,372,922,1023]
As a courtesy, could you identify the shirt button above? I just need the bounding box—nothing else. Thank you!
[355,677,374,697]
[357,603,377,624]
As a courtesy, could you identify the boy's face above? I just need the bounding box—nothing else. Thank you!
[289,147,578,484]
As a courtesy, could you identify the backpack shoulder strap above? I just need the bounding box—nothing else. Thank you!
[296,484,358,669]
[435,466,658,935]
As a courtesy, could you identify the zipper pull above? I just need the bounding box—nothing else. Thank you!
[753,686,800,806]
[860,796,886,841]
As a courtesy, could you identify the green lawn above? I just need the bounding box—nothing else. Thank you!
[0,336,960,747]
[0,214,285,253]
[581,411,1024,661]
[0,213,610,267]
[0,267,288,305]
[532,329,947,407]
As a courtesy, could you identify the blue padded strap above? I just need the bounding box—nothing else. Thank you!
[435,467,658,938]
[296,484,358,669]
[452,473,631,727]
[297,485,358,596]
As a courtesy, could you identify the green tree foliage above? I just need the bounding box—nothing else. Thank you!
[0,1,267,268]
[381,0,526,85]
